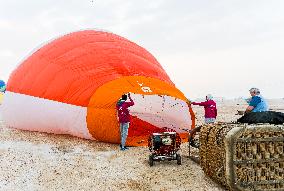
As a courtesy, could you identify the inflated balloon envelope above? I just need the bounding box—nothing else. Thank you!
[1,30,195,146]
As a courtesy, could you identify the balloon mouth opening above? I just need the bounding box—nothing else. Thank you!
[128,93,192,137]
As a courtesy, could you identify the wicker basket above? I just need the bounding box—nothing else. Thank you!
[199,123,284,191]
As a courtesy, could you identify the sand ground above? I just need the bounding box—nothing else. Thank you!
[0,99,283,191]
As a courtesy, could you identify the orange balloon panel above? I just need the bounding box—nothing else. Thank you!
[7,30,173,106]
[87,76,195,146]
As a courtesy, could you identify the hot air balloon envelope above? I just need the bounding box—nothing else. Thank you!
[1,30,195,146]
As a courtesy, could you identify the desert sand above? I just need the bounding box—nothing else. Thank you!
[0,98,284,191]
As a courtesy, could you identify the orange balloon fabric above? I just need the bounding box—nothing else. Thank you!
[8,30,173,106]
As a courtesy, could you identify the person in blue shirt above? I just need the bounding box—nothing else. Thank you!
[245,88,269,114]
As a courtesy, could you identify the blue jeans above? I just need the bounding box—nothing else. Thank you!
[120,122,130,148]
[205,118,215,124]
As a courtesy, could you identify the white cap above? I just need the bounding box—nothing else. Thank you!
[206,94,213,100]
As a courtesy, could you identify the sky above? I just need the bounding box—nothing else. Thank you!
[0,0,284,99]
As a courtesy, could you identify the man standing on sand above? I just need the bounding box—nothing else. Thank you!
[116,93,134,151]
[189,94,217,148]
[191,94,217,124]
[245,88,268,114]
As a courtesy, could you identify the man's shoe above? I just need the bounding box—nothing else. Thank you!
[190,139,200,148]
[120,147,126,151]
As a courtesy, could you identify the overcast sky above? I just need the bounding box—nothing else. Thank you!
[0,0,284,99]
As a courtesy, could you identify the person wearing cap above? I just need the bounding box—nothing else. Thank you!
[191,94,217,124]
[245,88,268,113]
[116,93,134,151]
